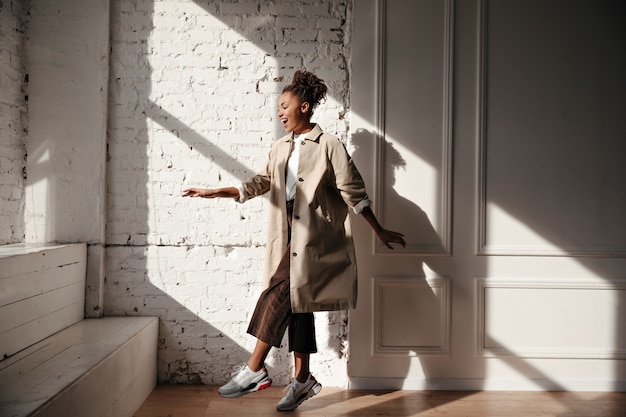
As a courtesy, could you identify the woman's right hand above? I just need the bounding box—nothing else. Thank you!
[182,187,211,198]
[182,187,239,199]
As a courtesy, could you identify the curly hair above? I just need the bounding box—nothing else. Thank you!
[282,70,328,115]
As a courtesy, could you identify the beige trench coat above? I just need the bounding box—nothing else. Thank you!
[240,124,370,313]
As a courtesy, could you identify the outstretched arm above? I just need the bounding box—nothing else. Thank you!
[359,206,406,249]
[182,187,240,199]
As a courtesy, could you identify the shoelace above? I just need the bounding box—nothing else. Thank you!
[282,380,297,395]
[230,364,248,380]
[282,378,307,396]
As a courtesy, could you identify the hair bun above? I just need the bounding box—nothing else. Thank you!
[283,70,328,114]
[293,70,318,88]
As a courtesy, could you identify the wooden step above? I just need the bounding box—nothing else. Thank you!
[0,243,86,360]
[0,317,158,417]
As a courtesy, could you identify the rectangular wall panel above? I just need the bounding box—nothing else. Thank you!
[477,0,626,256]
[352,0,626,391]
[476,278,626,359]
[374,276,450,356]
[374,0,453,255]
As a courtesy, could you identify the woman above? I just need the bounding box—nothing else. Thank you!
[183,70,405,411]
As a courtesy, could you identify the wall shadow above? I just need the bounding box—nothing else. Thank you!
[105,256,252,384]
[351,128,442,252]
[342,4,624,417]
[348,128,478,412]
[106,0,353,389]
[479,0,626,395]
[104,2,625,417]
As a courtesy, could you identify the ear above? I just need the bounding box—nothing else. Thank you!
[300,101,310,114]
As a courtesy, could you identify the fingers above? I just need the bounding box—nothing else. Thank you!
[182,188,201,197]
[386,239,406,249]
[381,230,406,249]
[395,233,407,248]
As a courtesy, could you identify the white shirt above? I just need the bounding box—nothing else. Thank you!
[285,133,305,201]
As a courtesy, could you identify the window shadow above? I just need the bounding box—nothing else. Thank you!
[106,0,354,389]
[104,2,625,417]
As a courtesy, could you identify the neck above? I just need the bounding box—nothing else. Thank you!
[293,122,314,136]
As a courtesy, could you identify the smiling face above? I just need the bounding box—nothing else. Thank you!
[277,92,312,135]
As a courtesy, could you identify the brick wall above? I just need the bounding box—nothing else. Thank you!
[0,0,28,245]
[106,0,352,386]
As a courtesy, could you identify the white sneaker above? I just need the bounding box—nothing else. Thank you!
[218,364,272,398]
[276,374,322,411]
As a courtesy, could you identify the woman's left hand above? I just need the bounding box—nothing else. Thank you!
[376,228,406,249]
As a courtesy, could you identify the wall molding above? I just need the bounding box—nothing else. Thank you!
[475,277,626,359]
[373,0,454,256]
[373,276,450,356]
[475,0,626,258]
[349,376,626,392]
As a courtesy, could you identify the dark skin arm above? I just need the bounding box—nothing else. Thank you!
[359,206,406,249]
[182,188,406,249]
[182,187,239,199]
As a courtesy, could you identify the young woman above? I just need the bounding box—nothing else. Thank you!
[183,70,405,411]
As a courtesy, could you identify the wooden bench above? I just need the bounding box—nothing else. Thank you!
[0,244,157,417]
[0,243,86,359]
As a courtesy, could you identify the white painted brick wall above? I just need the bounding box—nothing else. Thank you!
[0,0,27,245]
[106,0,352,386]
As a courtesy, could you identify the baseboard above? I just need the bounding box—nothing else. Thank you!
[348,377,626,392]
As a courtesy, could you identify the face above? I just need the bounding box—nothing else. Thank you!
[277,92,311,134]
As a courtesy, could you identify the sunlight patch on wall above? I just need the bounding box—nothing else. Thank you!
[24,140,51,242]
[484,202,561,255]
[141,2,281,247]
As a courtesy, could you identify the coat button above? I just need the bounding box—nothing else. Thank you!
[298,177,304,182]
[294,215,300,220]
[292,252,297,257]
[301,140,306,145]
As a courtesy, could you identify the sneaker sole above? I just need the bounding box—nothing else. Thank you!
[276,382,322,411]
[219,377,272,399]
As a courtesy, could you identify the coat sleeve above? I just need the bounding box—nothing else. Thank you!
[240,150,273,201]
[325,135,371,210]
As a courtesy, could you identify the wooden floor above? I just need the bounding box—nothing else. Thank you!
[134,385,626,417]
